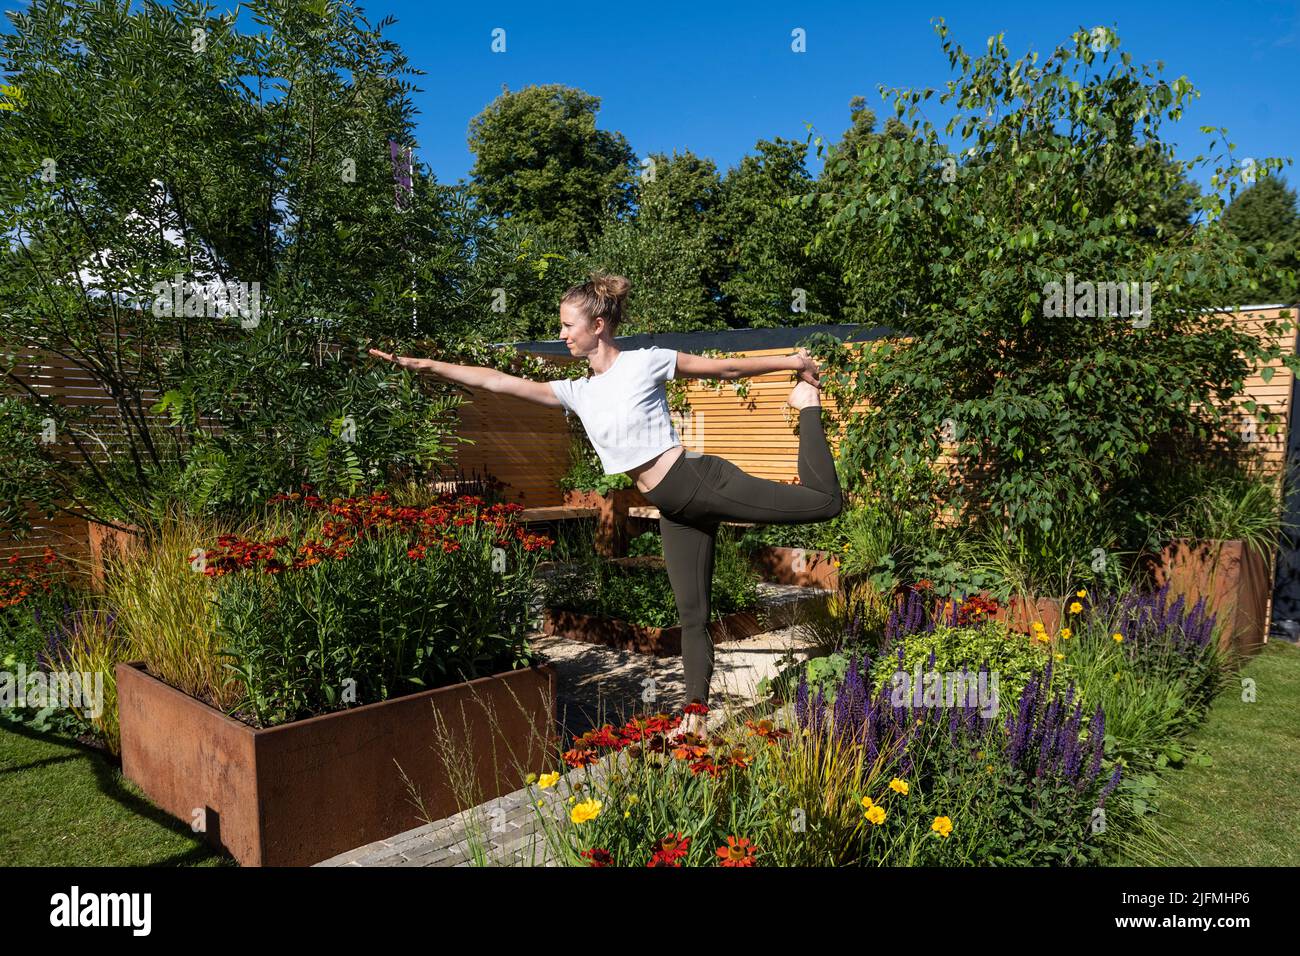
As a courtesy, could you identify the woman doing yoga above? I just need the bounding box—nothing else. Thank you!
[369,272,843,739]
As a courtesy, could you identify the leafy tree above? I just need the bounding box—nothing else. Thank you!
[805,20,1299,583]
[1221,174,1300,302]
[574,149,727,333]
[1139,141,1202,243]
[0,0,472,532]
[466,83,638,254]
[714,137,843,328]
[814,97,924,324]
[580,212,723,334]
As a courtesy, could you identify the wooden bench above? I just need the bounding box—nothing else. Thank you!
[519,506,599,523]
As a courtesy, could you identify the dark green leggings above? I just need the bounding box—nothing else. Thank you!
[641,405,843,707]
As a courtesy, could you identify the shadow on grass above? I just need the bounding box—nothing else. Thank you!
[0,719,236,867]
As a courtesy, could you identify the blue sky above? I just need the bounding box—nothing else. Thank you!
[377,0,1300,197]
[4,0,1298,197]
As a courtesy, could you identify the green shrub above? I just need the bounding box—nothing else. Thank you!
[557,431,633,495]
[544,527,760,628]
[869,621,1069,709]
[627,531,663,556]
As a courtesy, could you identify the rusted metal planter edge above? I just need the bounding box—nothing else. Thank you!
[748,544,839,589]
[117,658,557,867]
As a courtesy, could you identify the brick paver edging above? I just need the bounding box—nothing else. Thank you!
[314,749,620,867]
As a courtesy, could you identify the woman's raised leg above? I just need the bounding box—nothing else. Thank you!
[685,404,843,525]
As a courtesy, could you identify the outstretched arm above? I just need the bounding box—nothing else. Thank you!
[676,347,821,386]
[367,348,562,407]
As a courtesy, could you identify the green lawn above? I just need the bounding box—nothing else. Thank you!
[0,720,234,866]
[1120,640,1300,866]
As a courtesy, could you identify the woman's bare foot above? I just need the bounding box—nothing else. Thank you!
[787,381,821,410]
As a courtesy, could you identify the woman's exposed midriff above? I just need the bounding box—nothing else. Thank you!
[628,444,686,495]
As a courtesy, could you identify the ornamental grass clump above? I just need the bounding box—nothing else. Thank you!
[40,604,126,754]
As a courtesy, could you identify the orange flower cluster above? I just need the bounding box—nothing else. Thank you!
[647,833,691,867]
[201,486,553,577]
[716,835,759,866]
[0,547,61,610]
[954,594,1000,626]
[582,834,759,867]
[559,703,790,781]
[561,703,773,868]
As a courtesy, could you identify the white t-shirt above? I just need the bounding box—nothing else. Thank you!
[549,346,681,474]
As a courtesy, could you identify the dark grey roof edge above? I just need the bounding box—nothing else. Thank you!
[497,323,894,356]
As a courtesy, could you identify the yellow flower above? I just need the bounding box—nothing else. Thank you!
[570,798,602,824]
[525,772,538,785]
[1060,628,1071,640]
[860,795,875,810]
[538,771,560,789]
[1068,601,1082,614]
[1112,632,1124,643]
[931,816,953,838]
[1054,652,1064,661]
[976,750,986,760]
[865,804,887,825]
[624,811,631,818]
[1076,589,1087,598]
[986,764,994,773]
[1031,621,1045,631]
[1033,631,1051,644]
[625,794,639,805]
[536,799,544,807]
[889,778,909,795]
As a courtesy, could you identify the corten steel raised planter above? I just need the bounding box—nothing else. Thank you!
[1141,538,1271,657]
[542,606,766,656]
[562,487,650,558]
[117,659,557,867]
[749,545,839,589]
[975,592,1063,636]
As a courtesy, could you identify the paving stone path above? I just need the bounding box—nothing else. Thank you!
[314,581,824,867]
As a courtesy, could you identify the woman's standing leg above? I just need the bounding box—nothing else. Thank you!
[658,512,719,708]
